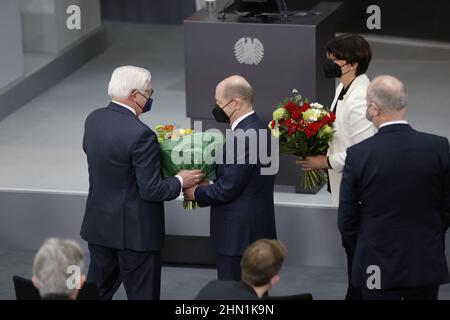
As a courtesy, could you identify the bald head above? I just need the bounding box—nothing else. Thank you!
[368,75,407,112]
[217,75,254,106]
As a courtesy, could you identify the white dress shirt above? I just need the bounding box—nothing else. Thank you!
[111,101,184,189]
[379,120,409,129]
[112,100,136,115]
[231,110,255,131]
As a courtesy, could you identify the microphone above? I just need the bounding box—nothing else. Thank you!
[280,0,289,21]
[218,0,234,20]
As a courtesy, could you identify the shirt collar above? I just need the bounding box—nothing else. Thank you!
[112,100,136,116]
[379,120,409,129]
[231,110,255,131]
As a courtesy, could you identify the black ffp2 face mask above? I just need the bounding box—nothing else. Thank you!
[212,100,235,123]
[323,58,349,78]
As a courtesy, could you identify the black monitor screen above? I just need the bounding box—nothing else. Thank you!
[236,0,281,14]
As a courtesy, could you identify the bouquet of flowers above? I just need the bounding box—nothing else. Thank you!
[156,125,224,209]
[268,89,336,190]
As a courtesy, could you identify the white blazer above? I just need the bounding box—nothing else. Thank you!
[327,74,376,207]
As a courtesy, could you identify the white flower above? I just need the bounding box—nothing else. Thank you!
[311,103,324,109]
[271,128,280,138]
[292,89,299,94]
[302,108,322,122]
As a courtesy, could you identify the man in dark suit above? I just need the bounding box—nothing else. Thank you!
[81,66,202,300]
[338,75,450,300]
[184,75,277,281]
[195,239,287,300]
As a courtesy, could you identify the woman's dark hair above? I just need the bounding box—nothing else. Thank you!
[326,34,372,76]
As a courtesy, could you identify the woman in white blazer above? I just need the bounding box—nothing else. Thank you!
[298,34,376,300]
[298,34,375,205]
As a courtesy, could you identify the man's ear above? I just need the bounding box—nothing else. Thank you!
[80,274,87,288]
[31,276,39,289]
[372,103,381,116]
[269,274,280,289]
[234,98,241,110]
[130,90,139,100]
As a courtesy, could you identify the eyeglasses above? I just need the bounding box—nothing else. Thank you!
[134,88,154,99]
[142,89,154,97]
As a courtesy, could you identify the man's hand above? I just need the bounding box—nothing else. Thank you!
[183,185,196,201]
[296,155,329,171]
[177,170,203,189]
[183,180,210,201]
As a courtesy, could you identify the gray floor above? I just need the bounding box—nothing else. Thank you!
[0,250,346,300]
[1,250,449,300]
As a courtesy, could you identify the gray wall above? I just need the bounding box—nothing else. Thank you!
[0,190,345,268]
[20,0,102,54]
[100,0,197,25]
[0,1,25,89]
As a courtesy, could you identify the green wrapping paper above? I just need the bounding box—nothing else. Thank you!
[159,132,224,210]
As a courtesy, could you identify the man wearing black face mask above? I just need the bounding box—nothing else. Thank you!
[184,75,277,282]
[81,66,203,300]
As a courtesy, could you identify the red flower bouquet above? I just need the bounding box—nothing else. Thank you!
[269,89,336,190]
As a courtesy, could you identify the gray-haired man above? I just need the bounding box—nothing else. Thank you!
[32,238,86,300]
[338,75,450,300]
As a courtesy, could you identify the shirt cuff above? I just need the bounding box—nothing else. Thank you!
[175,175,183,189]
[192,185,198,201]
[327,156,333,170]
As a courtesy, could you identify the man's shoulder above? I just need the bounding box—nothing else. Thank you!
[87,106,153,134]
[414,130,449,146]
[195,280,257,300]
[195,280,232,299]
[347,127,449,156]
[347,133,378,155]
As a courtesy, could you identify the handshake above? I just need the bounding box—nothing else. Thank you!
[177,170,209,200]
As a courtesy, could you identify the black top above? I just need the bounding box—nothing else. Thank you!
[332,78,356,113]
[195,280,259,300]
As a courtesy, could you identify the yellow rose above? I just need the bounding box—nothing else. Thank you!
[273,107,289,121]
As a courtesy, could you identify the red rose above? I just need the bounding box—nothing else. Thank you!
[300,104,310,113]
[330,112,336,122]
[284,101,298,115]
[270,120,276,129]
[290,108,301,120]
[305,122,320,138]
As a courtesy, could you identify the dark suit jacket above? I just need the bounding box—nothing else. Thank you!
[194,113,277,256]
[81,102,181,252]
[195,280,258,300]
[338,124,450,289]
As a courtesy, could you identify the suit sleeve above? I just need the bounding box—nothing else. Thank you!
[337,147,361,253]
[328,95,375,173]
[194,138,255,207]
[442,138,450,231]
[132,129,181,202]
